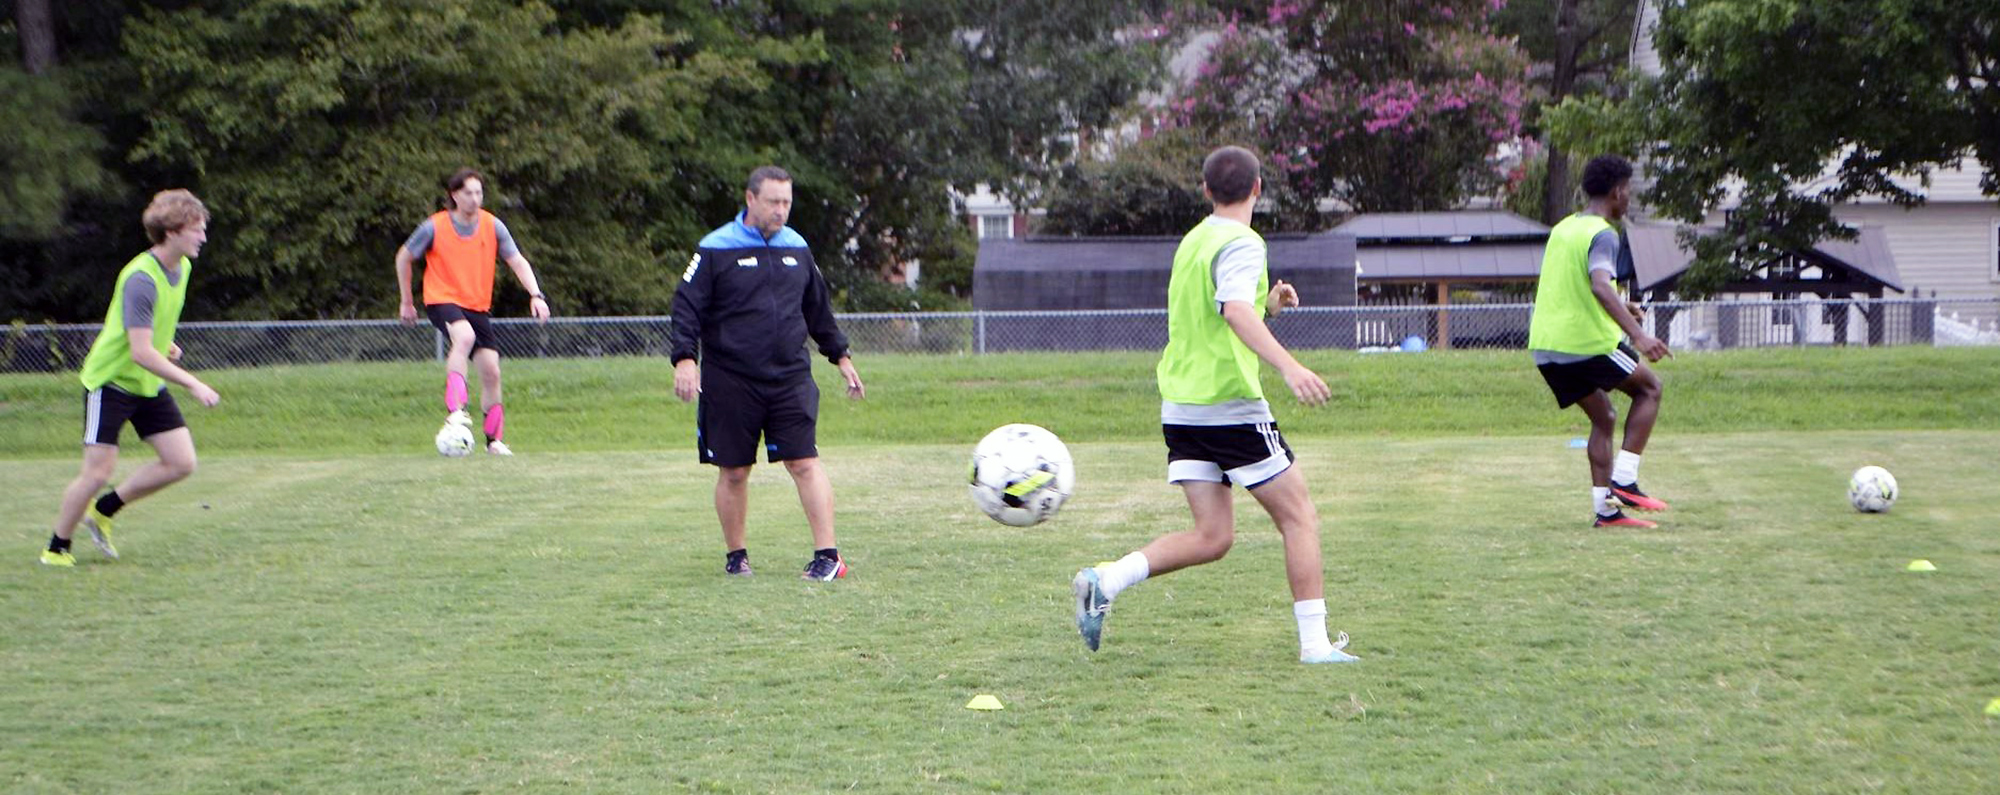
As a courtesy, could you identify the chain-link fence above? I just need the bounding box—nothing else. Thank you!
[3,298,1995,373]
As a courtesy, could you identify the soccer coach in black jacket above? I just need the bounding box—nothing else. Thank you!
[671,165,866,582]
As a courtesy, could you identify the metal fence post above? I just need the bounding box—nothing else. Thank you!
[435,329,445,362]
[975,311,986,355]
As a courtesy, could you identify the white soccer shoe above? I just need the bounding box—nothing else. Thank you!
[485,440,513,456]
[446,409,473,428]
[1302,632,1360,664]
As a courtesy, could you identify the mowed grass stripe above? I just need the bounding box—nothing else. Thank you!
[1,347,1996,458]
[3,429,1997,792]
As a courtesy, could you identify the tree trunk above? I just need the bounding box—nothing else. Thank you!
[1543,146,1572,224]
[16,0,58,74]
[1543,0,1580,224]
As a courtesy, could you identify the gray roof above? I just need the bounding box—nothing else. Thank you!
[1336,211,1550,241]
[973,232,1357,310]
[1357,242,1545,281]
[975,233,1355,273]
[1624,223,1903,292]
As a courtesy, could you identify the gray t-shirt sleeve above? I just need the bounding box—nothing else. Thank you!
[492,217,520,260]
[1587,228,1620,276]
[1211,237,1268,310]
[121,271,158,331]
[408,216,519,260]
[403,219,435,258]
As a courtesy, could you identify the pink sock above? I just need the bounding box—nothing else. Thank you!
[445,372,468,413]
[484,404,505,442]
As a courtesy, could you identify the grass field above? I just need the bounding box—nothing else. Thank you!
[4,349,1999,792]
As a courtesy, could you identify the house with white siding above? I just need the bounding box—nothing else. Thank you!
[1630,0,2000,325]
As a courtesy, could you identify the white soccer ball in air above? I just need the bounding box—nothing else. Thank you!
[435,422,475,458]
[1848,465,1898,513]
[969,423,1075,527]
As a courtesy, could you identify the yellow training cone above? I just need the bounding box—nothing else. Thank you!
[1984,698,2000,717]
[965,694,1004,711]
[1907,559,1937,572]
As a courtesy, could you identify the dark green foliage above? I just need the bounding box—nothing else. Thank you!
[1546,0,2000,296]
[0,0,1163,319]
[1036,127,1217,236]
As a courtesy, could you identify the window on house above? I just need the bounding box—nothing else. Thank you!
[1992,220,1999,282]
[978,214,1013,240]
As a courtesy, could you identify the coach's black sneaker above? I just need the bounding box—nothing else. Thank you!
[724,550,753,577]
[1611,482,1670,512]
[801,554,847,582]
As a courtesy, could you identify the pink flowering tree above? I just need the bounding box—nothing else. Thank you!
[1178,1,1528,216]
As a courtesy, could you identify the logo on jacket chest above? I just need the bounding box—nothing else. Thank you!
[781,256,799,267]
[736,257,758,267]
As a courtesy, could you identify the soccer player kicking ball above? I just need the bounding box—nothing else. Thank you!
[43,190,220,567]
[395,168,550,455]
[1526,155,1672,528]
[1072,146,1359,664]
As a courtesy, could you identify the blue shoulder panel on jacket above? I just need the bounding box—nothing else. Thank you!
[698,222,762,250]
[769,227,808,248]
[698,214,811,250]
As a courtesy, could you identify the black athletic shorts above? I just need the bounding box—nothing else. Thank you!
[82,385,185,446]
[696,365,820,466]
[1162,421,1296,489]
[427,303,498,352]
[1537,341,1642,408]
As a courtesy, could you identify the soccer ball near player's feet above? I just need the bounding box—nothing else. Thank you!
[1848,465,1898,513]
[969,424,1074,527]
[435,422,475,458]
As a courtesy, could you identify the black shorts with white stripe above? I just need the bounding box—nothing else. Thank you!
[1162,421,1296,489]
[1536,341,1641,408]
[82,385,185,446]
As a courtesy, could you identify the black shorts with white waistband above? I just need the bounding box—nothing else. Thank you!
[1536,341,1642,408]
[1162,421,1296,489]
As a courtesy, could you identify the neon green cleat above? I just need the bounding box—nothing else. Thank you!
[83,506,119,559]
[40,550,76,567]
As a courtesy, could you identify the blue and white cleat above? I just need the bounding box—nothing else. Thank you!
[1072,567,1112,651]
[1302,632,1360,664]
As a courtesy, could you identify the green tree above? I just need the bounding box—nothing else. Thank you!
[3,0,1165,320]
[1494,0,1637,223]
[1037,127,1214,236]
[1548,0,1999,296]
[1177,1,1529,217]
[0,1,121,322]
[743,0,1166,304]
[119,0,780,318]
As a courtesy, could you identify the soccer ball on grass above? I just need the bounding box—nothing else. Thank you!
[1848,465,1897,513]
[969,424,1074,527]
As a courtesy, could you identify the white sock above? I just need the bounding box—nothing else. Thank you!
[1097,552,1150,601]
[1593,486,1615,517]
[1294,599,1333,658]
[1612,451,1641,486]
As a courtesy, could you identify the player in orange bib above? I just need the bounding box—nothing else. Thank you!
[394,168,550,455]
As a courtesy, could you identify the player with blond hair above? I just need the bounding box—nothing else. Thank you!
[43,190,220,567]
